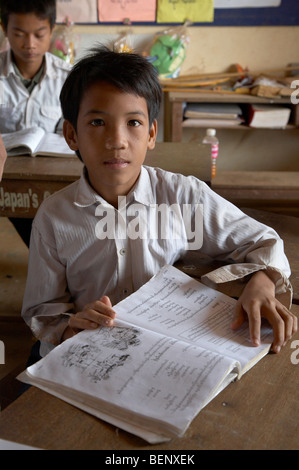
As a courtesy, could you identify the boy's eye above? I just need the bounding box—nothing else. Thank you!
[128,120,141,127]
[90,119,105,126]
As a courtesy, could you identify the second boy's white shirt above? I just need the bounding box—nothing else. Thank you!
[21,166,292,357]
[0,49,71,133]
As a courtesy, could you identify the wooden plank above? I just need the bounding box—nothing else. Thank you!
[213,171,299,189]
[0,143,211,217]
[167,91,293,104]
[212,171,299,215]
[3,156,83,181]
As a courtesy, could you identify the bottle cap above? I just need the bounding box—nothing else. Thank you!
[207,128,216,136]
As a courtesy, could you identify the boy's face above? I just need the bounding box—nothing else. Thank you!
[64,81,157,206]
[2,13,53,75]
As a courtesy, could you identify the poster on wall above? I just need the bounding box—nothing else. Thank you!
[98,0,156,23]
[214,0,281,7]
[157,0,214,23]
[56,0,98,23]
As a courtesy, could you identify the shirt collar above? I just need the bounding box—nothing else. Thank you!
[130,166,155,206]
[74,166,155,209]
[4,49,47,82]
[43,51,60,79]
[12,57,44,93]
[2,49,16,76]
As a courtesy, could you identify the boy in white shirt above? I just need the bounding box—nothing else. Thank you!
[0,0,71,245]
[22,46,297,360]
[0,0,70,133]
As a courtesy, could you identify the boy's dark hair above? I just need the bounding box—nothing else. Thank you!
[0,0,56,30]
[60,45,162,131]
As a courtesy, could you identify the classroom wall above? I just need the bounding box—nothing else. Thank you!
[72,25,299,171]
[73,24,299,74]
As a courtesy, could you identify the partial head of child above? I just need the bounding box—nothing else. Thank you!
[60,46,162,206]
[0,0,56,30]
[0,0,56,77]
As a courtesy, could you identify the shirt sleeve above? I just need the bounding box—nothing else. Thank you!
[21,223,74,348]
[197,182,293,308]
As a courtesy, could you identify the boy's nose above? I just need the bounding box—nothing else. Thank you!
[105,127,128,150]
[24,34,36,49]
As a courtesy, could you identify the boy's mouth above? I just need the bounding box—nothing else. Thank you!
[104,159,129,168]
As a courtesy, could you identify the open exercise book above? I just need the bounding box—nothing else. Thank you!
[3,127,75,157]
[18,265,273,444]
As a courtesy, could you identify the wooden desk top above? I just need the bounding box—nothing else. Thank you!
[0,144,211,218]
[0,305,298,450]
[2,142,211,182]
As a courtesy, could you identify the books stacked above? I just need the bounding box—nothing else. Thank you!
[183,103,244,128]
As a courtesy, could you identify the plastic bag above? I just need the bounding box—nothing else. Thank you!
[113,31,133,53]
[147,23,190,79]
[49,16,80,65]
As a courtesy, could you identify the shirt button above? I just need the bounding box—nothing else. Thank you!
[119,248,126,256]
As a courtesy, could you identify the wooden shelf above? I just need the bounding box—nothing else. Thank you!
[182,120,297,131]
[164,91,299,142]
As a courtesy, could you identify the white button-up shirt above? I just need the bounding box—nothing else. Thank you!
[0,50,71,133]
[21,166,292,356]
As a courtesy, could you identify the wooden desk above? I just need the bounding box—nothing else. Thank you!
[0,304,298,450]
[212,171,299,217]
[0,143,211,218]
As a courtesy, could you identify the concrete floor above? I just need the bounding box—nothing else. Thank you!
[0,217,34,410]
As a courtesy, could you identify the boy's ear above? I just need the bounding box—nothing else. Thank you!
[147,119,158,150]
[63,120,79,151]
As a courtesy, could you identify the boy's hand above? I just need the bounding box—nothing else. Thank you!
[62,296,116,341]
[230,270,297,353]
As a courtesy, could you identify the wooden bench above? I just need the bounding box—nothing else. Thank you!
[212,170,299,217]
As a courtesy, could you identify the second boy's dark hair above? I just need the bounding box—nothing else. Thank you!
[0,0,56,30]
[60,45,162,131]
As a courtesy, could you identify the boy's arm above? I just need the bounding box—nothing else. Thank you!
[22,225,115,348]
[196,183,296,350]
[199,184,292,305]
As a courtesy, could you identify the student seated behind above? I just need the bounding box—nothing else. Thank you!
[22,46,297,361]
[0,0,70,133]
[0,0,71,246]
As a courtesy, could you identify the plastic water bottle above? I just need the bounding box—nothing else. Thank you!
[202,129,219,178]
